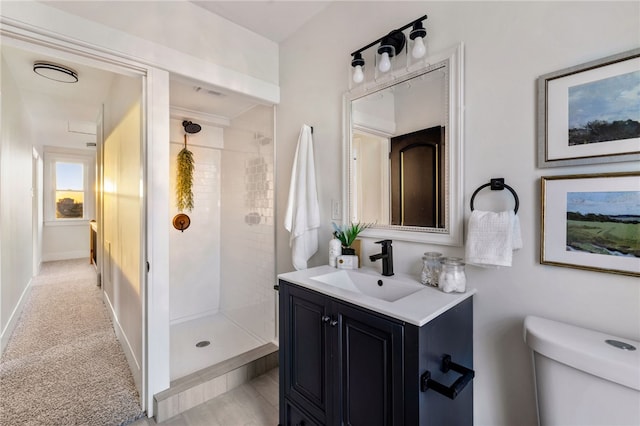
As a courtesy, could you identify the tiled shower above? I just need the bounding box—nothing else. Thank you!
[169,105,275,381]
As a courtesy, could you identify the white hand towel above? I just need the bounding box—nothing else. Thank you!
[512,213,523,251]
[465,210,521,267]
[284,125,320,270]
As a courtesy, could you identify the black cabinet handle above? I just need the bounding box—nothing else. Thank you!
[420,354,474,400]
[321,315,338,326]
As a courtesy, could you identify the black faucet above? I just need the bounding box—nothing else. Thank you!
[369,240,394,276]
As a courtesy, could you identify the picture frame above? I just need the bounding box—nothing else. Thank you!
[540,172,640,277]
[537,48,640,168]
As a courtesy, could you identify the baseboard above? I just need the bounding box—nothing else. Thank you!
[42,250,88,262]
[102,291,143,394]
[0,278,33,355]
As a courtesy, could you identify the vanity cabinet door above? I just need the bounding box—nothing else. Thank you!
[280,282,332,424]
[283,400,322,426]
[334,301,405,426]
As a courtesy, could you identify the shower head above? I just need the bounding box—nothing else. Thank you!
[182,120,202,134]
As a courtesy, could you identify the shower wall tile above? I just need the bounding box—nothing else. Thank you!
[169,144,221,322]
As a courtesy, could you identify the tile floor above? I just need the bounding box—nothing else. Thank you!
[132,367,279,425]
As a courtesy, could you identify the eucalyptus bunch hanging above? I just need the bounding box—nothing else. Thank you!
[176,135,195,212]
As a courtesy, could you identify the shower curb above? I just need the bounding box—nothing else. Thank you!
[153,342,278,422]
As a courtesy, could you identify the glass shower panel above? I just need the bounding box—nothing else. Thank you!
[220,104,276,345]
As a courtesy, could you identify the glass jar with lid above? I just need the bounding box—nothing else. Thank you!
[439,257,466,293]
[420,252,442,287]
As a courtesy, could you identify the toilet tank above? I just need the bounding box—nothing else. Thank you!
[524,316,640,426]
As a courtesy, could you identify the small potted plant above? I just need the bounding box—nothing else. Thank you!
[332,222,372,255]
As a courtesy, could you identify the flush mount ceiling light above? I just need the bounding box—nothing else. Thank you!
[350,15,427,84]
[33,61,78,83]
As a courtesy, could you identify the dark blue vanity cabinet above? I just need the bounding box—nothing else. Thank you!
[278,279,474,426]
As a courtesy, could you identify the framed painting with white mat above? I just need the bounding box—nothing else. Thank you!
[537,48,640,168]
[540,172,640,277]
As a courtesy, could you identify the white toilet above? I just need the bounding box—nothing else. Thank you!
[524,316,640,426]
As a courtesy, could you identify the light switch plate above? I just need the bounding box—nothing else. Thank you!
[331,199,341,220]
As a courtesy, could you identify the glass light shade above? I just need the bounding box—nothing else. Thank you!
[411,36,426,59]
[353,65,364,83]
[378,52,391,72]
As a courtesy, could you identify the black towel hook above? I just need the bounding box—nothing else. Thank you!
[470,178,519,214]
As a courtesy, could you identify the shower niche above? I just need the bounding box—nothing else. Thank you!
[167,77,276,381]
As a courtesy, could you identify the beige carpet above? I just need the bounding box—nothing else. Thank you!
[0,259,144,426]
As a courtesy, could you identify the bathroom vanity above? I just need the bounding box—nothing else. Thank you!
[278,266,475,426]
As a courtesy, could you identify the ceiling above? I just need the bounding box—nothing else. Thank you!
[191,1,332,43]
[2,45,116,149]
[3,1,331,150]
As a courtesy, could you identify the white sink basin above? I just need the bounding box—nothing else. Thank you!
[310,270,424,302]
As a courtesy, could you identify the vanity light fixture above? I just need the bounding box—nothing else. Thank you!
[377,30,405,72]
[33,61,78,83]
[351,52,365,83]
[350,15,427,83]
[410,21,427,59]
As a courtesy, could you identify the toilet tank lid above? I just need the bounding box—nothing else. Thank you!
[524,316,640,391]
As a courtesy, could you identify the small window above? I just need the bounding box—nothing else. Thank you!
[55,162,84,219]
[44,151,93,224]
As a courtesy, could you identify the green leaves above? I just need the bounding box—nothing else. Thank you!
[332,222,372,247]
[176,147,194,212]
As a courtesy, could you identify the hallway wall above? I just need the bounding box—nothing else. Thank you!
[0,56,35,353]
[276,2,640,425]
[102,73,144,390]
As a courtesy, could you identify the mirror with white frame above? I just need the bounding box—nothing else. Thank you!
[344,44,464,245]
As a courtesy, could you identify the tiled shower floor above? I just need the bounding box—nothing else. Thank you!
[170,313,264,381]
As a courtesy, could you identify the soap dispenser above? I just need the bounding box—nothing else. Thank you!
[329,236,341,267]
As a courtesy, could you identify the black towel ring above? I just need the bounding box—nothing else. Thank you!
[470,178,519,214]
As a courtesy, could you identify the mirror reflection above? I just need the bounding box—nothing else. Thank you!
[350,64,447,228]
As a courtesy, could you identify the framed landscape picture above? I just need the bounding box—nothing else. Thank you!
[541,172,640,277]
[537,48,640,168]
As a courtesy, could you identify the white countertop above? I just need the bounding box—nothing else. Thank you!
[278,265,476,327]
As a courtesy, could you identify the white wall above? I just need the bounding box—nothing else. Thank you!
[277,2,640,425]
[0,56,35,353]
[43,1,279,86]
[169,119,223,323]
[102,72,144,391]
[32,148,43,275]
